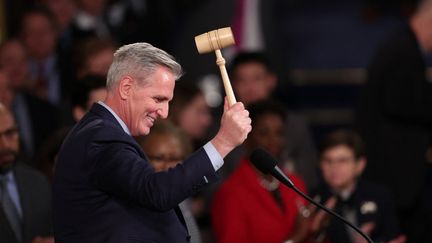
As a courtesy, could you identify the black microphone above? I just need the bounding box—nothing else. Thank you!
[250,148,374,243]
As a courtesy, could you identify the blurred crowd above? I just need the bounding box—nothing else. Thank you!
[0,0,431,243]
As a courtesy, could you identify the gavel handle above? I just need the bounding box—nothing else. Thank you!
[215,49,237,106]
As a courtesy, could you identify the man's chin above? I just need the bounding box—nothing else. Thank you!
[133,128,150,136]
[139,125,152,136]
[141,129,151,136]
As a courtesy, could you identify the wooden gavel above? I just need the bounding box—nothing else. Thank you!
[195,27,237,106]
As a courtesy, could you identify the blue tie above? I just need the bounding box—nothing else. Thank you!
[0,177,22,243]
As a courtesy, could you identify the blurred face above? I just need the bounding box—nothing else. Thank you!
[232,62,276,106]
[0,41,30,89]
[74,87,108,121]
[21,13,57,59]
[0,73,13,107]
[126,66,175,136]
[320,145,365,192]
[78,0,106,15]
[45,0,76,30]
[86,48,114,76]
[144,134,184,172]
[248,113,285,157]
[177,94,211,139]
[0,110,19,173]
[87,88,107,109]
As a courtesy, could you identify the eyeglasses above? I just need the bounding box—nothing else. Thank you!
[0,127,19,140]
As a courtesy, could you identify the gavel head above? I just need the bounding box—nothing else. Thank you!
[195,27,235,54]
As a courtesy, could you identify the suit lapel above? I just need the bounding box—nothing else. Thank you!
[89,103,148,160]
[0,207,18,243]
[14,165,38,243]
[0,167,24,243]
[174,206,187,228]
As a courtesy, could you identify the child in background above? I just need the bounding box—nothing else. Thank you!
[309,130,405,243]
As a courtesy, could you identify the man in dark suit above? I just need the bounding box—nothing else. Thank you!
[356,1,432,241]
[53,43,252,242]
[0,103,53,243]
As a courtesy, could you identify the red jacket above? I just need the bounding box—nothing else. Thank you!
[212,158,307,243]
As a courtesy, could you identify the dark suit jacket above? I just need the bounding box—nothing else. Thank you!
[0,164,53,243]
[356,25,432,209]
[12,92,59,160]
[53,103,218,243]
[311,180,400,243]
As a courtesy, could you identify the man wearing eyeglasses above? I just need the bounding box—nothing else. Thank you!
[0,102,53,243]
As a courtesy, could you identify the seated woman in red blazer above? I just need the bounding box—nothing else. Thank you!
[211,100,310,243]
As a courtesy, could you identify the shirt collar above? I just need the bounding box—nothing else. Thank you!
[97,101,131,136]
[0,170,15,183]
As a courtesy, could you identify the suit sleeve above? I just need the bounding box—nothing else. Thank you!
[90,141,218,211]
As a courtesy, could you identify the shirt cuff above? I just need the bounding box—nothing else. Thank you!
[203,142,224,171]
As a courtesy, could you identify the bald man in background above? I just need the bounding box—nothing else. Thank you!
[0,103,53,243]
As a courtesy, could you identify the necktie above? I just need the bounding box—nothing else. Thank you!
[0,177,22,243]
[338,196,357,243]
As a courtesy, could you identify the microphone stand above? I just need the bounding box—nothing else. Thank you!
[276,169,374,243]
[251,150,374,243]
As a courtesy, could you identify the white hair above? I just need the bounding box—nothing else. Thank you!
[106,43,183,90]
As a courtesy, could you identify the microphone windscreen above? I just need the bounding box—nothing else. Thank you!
[250,148,278,174]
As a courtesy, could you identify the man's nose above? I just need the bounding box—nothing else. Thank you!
[157,103,169,119]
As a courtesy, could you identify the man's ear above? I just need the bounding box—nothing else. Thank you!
[356,157,367,176]
[267,72,277,91]
[118,76,134,100]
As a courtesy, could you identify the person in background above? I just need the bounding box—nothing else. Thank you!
[0,102,53,243]
[227,51,318,190]
[34,74,107,181]
[74,38,116,79]
[167,81,217,241]
[356,1,432,241]
[136,120,201,243]
[168,82,213,149]
[0,39,33,91]
[71,0,111,41]
[41,0,77,52]
[20,7,65,105]
[212,100,309,243]
[41,0,78,89]
[309,129,405,243]
[70,74,107,122]
[0,41,59,161]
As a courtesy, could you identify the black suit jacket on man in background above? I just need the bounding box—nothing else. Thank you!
[356,24,432,241]
[0,164,53,243]
[311,180,400,243]
[53,103,219,243]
